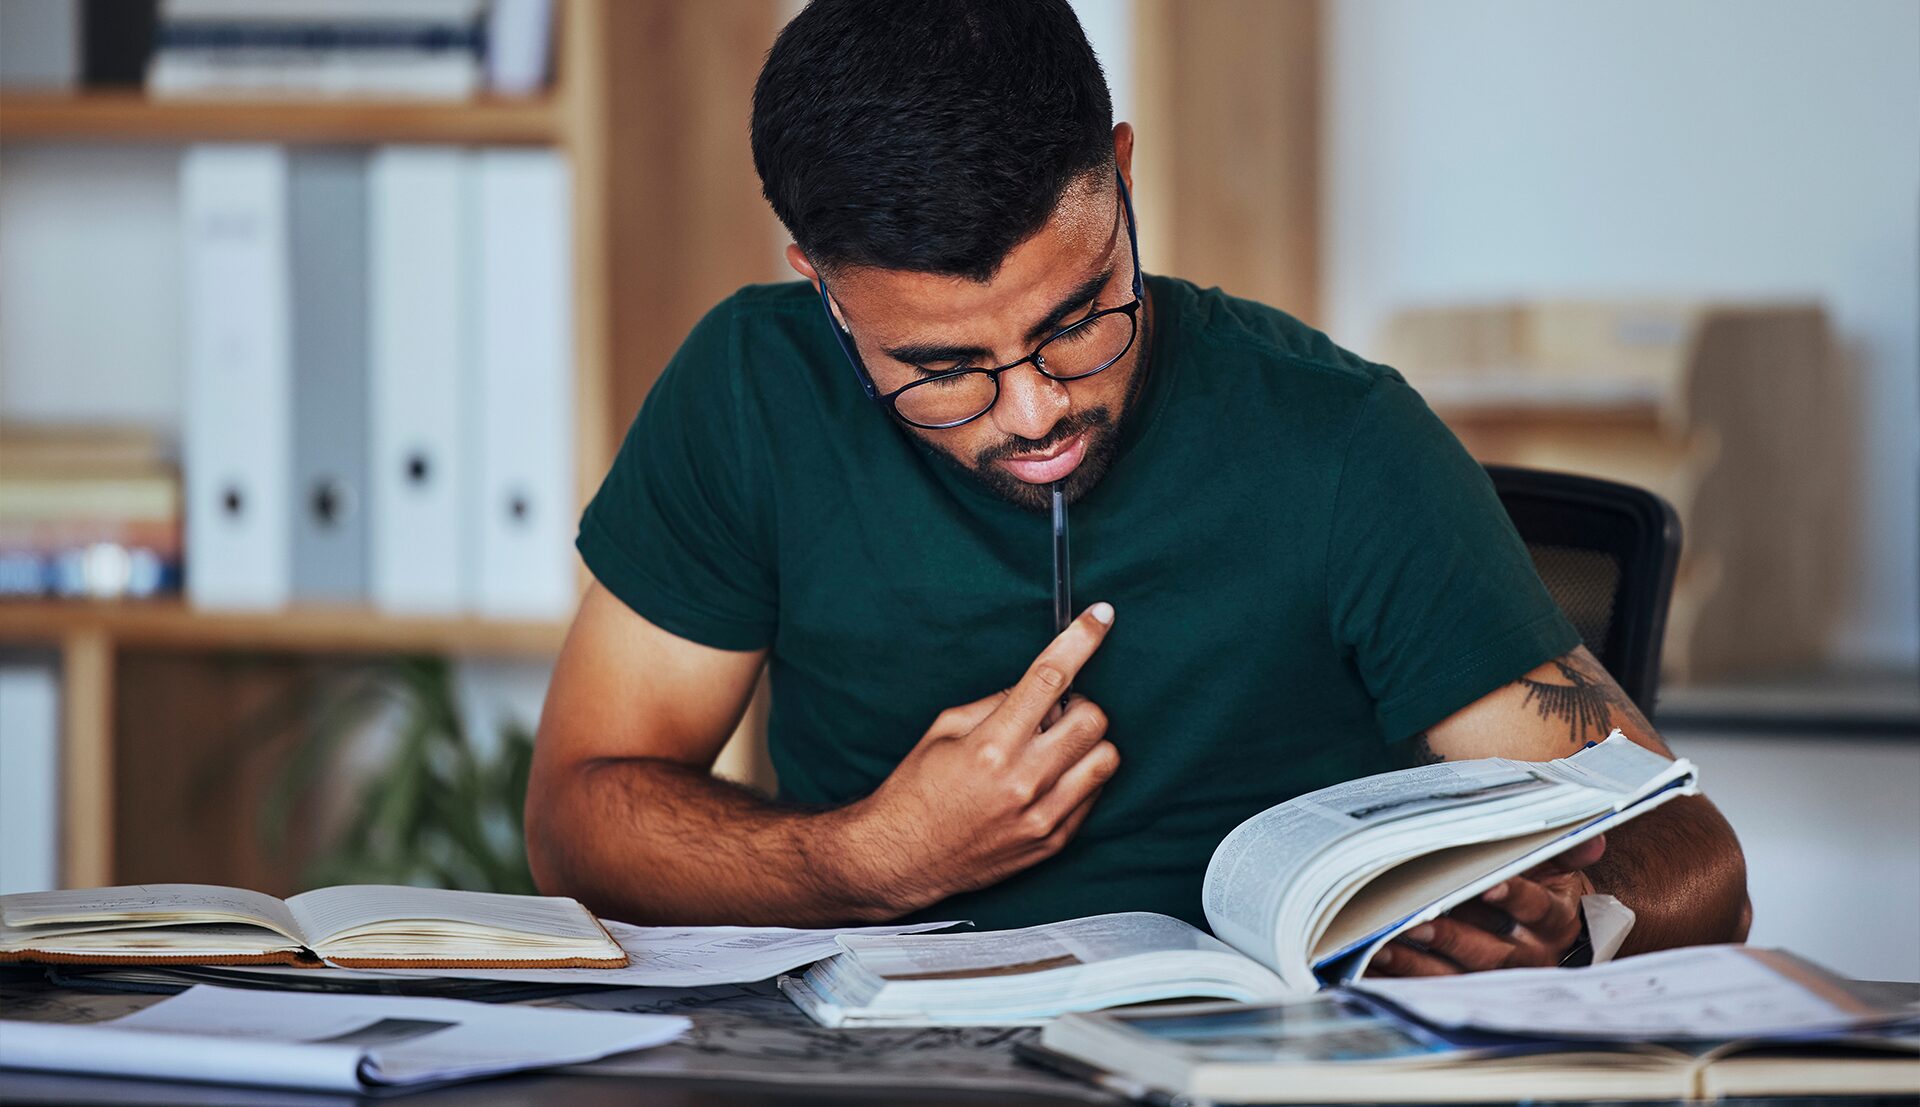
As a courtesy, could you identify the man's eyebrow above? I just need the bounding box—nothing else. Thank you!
[1023,266,1114,343]
[878,266,1115,368]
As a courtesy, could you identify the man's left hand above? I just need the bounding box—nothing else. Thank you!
[1365,835,1605,976]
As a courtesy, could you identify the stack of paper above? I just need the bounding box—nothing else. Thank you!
[0,985,687,1093]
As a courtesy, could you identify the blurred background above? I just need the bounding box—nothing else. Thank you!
[0,0,1913,979]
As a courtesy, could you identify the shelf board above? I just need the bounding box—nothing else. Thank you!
[0,599,568,656]
[0,91,563,145]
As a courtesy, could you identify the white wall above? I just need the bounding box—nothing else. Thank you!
[1672,731,1920,981]
[1327,0,1920,668]
[1068,0,1135,132]
[0,144,184,428]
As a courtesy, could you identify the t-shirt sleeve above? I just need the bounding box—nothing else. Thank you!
[576,299,778,651]
[1327,374,1580,742]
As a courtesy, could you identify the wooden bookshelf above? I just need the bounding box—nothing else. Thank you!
[0,92,563,146]
[0,0,795,891]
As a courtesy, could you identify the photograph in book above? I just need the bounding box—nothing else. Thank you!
[784,734,1698,1027]
[0,884,625,969]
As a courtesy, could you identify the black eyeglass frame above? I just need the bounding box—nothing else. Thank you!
[815,170,1146,431]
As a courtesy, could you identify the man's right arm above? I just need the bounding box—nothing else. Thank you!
[524,582,1121,926]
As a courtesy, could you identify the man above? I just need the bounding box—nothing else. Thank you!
[526,0,1749,975]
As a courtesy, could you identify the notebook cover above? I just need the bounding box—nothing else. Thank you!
[0,949,317,967]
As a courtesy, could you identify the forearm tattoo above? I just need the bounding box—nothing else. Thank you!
[1517,654,1645,746]
[1408,732,1446,765]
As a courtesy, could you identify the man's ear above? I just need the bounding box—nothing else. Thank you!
[1113,121,1135,196]
[786,243,820,288]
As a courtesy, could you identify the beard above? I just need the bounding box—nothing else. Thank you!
[906,296,1153,513]
[928,338,1153,513]
[965,406,1122,512]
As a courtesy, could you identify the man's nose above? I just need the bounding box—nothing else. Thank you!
[990,362,1071,441]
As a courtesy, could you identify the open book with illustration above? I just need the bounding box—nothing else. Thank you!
[0,884,625,969]
[783,732,1697,1026]
[1029,946,1920,1103]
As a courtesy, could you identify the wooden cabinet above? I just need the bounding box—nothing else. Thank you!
[1379,301,1850,685]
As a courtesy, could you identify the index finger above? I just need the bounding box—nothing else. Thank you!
[990,603,1115,735]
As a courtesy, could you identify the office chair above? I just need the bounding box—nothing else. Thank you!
[1485,466,1682,716]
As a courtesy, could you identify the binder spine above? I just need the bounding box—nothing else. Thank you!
[474,148,575,620]
[182,144,294,611]
[289,148,371,604]
[367,145,472,615]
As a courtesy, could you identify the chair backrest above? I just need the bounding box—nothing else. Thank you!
[1485,466,1682,715]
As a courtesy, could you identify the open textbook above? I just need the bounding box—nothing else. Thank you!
[0,984,687,1093]
[1032,946,1920,1103]
[784,733,1697,1026]
[0,884,625,968]
[363,919,963,987]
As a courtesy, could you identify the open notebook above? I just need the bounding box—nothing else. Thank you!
[0,884,625,969]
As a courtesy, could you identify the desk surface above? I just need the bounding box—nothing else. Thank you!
[0,973,1102,1106]
[2,974,1914,1107]
[1,1070,1089,1106]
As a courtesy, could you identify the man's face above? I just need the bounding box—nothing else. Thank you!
[791,162,1147,513]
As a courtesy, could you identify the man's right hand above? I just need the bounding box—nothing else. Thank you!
[841,602,1121,915]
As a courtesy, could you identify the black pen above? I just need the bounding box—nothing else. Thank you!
[1051,480,1071,709]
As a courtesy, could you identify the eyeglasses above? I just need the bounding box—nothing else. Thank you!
[816,170,1145,430]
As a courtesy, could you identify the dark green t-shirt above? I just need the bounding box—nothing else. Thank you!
[578,275,1578,932]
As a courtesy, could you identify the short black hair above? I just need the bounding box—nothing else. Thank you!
[751,0,1114,282]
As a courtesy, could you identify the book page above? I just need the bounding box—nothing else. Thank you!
[1350,945,1904,1041]
[1324,775,1697,979]
[1202,734,1691,980]
[1201,761,1545,970]
[0,884,302,943]
[837,913,1235,981]
[0,921,303,958]
[1530,731,1679,793]
[1311,823,1574,962]
[359,919,963,986]
[285,886,606,948]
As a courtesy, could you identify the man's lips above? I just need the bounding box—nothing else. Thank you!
[996,431,1089,484]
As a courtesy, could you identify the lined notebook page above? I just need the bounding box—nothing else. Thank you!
[0,884,302,941]
[285,886,604,946]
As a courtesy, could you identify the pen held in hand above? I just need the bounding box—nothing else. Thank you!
[1051,480,1072,709]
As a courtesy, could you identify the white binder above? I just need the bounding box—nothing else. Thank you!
[473,149,575,620]
[0,662,59,893]
[367,146,472,615]
[181,144,293,611]
[289,148,371,605]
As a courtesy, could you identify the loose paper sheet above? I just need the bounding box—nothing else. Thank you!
[357,919,964,986]
[0,983,687,1091]
[834,912,1233,979]
[1579,893,1636,964]
[1352,945,1903,1041]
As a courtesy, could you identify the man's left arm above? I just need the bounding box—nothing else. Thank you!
[1370,645,1751,976]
